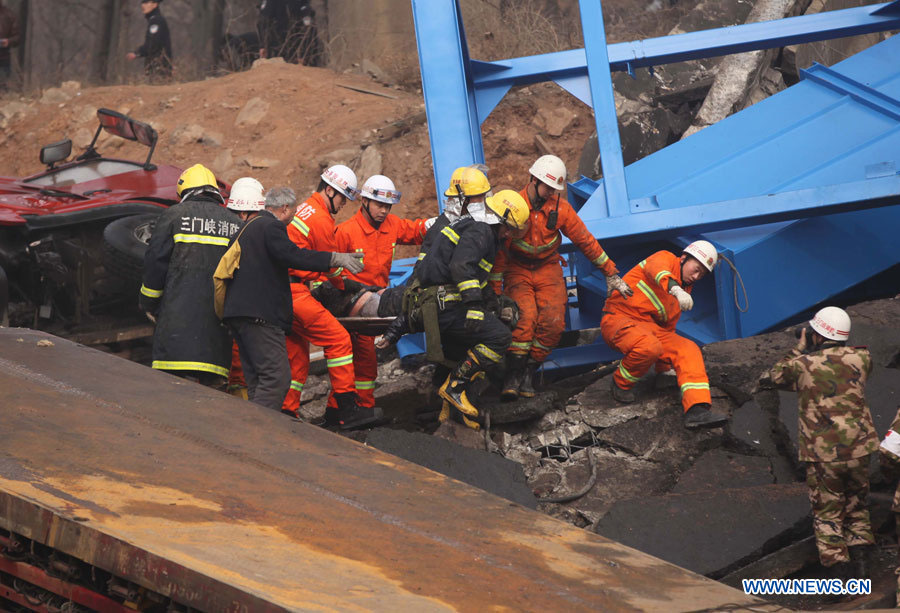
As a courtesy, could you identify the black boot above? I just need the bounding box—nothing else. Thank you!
[438,353,482,418]
[683,403,729,429]
[325,392,383,430]
[611,379,636,404]
[849,544,871,578]
[518,358,539,398]
[501,353,527,401]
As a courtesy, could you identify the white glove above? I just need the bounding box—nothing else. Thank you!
[145,311,157,324]
[606,273,633,298]
[669,285,693,311]
[330,252,364,274]
[424,216,438,231]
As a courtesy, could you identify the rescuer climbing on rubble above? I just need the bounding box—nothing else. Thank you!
[492,155,632,401]
[216,186,362,411]
[378,189,529,428]
[284,164,382,429]
[140,163,240,387]
[600,240,728,429]
[765,307,878,578]
[333,174,427,411]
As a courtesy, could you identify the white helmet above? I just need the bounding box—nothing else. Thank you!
[810,306,851,342]
[529,154,567,190]
[683,240,718,272]
[321,164,358,201]
[360,175,401,205]
[226,177,265,211]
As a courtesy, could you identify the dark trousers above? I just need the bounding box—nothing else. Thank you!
[226,317,290,411]
[439,305,511,367]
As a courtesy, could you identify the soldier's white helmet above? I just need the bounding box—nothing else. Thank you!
[810,306,851,342]
[360,175,401,205]
[226,177,265,211]
[321,164,359,201]
[529,154,567,190]
[683,240,718,272]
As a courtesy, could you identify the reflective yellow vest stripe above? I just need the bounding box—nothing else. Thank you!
[152,361,229,377]
[636,280,667,323]
[173,234,230,246]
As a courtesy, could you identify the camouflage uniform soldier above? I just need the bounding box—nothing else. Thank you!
[877,406,900,604]
[767,306,877,575]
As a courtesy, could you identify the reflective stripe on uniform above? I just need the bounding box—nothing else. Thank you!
[355,380,376,390]
[457,279,480,292]
[441,227,460,244]
[680,382,710,395]
[173,233,230,246]
[488,272,503,282]
[512,235,559,254]
[474,343,502,363]
[618,362,640,383]
[655,269,672,285]
[290,380,304,392]
[140,284,163,298]
[310,281,323,289]
[291,217,311,236]
[592,253,609,267]
[327,267,344,278]
[532,339,551,351]
[152,361,229,377]
[510,341,532,352]
[466,310,484,320]
[417,252,426,261]
[326,354,354,368]
[478,259,493,273]
[636,280,667,323]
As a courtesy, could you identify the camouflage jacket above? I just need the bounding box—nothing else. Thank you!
[768,345,877,462]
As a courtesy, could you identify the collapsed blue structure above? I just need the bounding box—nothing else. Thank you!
[397,0,900,369]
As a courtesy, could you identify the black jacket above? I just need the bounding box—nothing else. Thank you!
[137,7,172,77]
[223,209,332,332]
[414,216,499,305]
[140,194,241,376]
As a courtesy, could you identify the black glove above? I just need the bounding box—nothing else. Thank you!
[497,295,520,329]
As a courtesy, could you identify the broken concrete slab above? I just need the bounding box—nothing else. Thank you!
[703,332,797,404]
[483,391,560,424]
[728,399,797,483]
[594,483,811,577]
[363,428,537,509]
[572,375,668,427]
[672,448,774,494]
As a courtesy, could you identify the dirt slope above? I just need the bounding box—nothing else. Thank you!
[0,59,595,256]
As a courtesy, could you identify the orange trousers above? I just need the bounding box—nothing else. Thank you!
[283,286,355,413]
[505,259,567,362]
[227,341,247,398]
[600,313,711,412]
[327,333,377,409]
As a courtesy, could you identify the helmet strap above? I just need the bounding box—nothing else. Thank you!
[324,186,338,215]
[361,198,383,228]
[529,178,546,209]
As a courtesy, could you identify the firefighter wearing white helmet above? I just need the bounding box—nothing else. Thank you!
[766,305,877,571]
[333,173,429,412]
[140,162,242,386]
[492,154,631,402]
[281,163,377,430]
[226,177,266,214]
[600,239,727,429]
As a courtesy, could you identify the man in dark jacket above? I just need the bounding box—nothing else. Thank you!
[126,0,173,80]
[0,0,20,87]
[141,164,239,386]
[257,0,321,66]
[223,187,364,411]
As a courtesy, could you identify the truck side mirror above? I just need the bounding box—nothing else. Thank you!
[40,139,73,169]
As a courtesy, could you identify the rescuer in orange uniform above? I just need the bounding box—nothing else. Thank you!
[333,175,428,409]
[284,164,382,430]
[600,240,729,429]
[493,155,632,400]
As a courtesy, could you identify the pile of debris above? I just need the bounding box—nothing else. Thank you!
[313,296,900,606]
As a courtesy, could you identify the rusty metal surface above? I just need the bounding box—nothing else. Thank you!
[0,328,768,612]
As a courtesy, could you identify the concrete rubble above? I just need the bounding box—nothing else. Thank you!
[355,296,899,588]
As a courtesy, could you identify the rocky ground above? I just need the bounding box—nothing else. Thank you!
[292,296,900,609]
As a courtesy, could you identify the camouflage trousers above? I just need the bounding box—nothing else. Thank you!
[806,457,874,567]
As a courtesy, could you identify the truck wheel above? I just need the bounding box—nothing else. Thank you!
[102,213,158,282]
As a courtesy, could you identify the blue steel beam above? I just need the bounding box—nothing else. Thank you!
[578,174,900,242]
[410,0,483,206]
[471,2,900,118]
[579,0,629,217]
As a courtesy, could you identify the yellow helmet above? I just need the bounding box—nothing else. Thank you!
[444,166,491,198]
[177,163,219,199]
[485,189,530,231]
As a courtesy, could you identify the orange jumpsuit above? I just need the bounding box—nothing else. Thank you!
[334,208,427,407]
[490,187,618,363]
[283,191,355,414]
[600,250,711,412]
